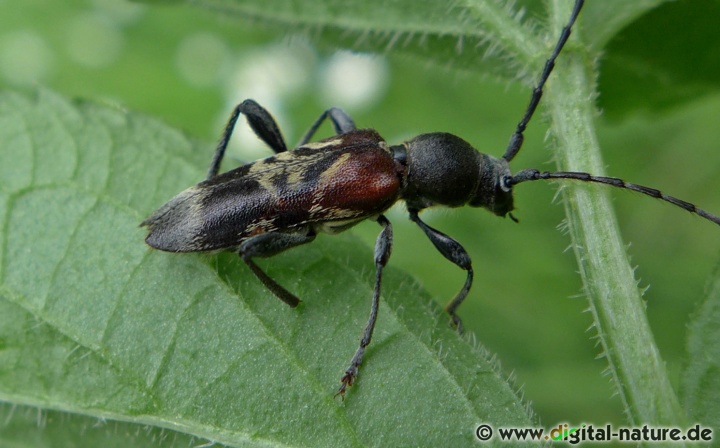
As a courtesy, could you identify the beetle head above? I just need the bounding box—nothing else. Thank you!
[467,154,515,218]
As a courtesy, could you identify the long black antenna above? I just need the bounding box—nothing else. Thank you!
[503,0,584,162]
[510,169,720,226]
[501,0,720,228]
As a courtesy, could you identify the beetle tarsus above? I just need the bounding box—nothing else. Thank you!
[336,369,356,400]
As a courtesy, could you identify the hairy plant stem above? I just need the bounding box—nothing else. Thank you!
[543,3,686,427]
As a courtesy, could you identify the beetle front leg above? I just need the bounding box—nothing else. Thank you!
[207,99,288,180]
[408,209,473,332]
[336,215,392,399]
[297,107,356,146]
[238,229,316,307]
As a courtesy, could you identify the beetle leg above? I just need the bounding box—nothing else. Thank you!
[207,99,288,180]
[297,107,356,146]
[238,229,316,307]
[337,215,392,399]
[408,209,472,332]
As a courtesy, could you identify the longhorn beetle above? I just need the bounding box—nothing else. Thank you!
[142,0,720,398]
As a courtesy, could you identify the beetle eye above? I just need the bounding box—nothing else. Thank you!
[500,175,513,192]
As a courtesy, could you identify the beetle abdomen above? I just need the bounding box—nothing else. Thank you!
[142,129,404,252]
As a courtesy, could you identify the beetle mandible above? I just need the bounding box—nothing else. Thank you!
[142,0,720,398]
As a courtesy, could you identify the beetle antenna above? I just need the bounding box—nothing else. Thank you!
[510,169,720,226]
[502,0,584,162]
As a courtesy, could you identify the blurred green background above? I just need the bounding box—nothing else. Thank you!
[2,0,719,429]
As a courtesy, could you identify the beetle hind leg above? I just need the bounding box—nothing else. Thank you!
[207,99,288,180]
[336,215,393,399]
[238,229,316,307]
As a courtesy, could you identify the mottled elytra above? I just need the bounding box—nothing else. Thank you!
[142,0,720,398]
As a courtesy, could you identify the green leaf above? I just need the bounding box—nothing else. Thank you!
[681,263,720,428]
[581,0,670,49]
[137,0,545,81]
[0,90,534,446]
[599,0,720,117]
[0,403,201,448]
[139,0,720,119]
